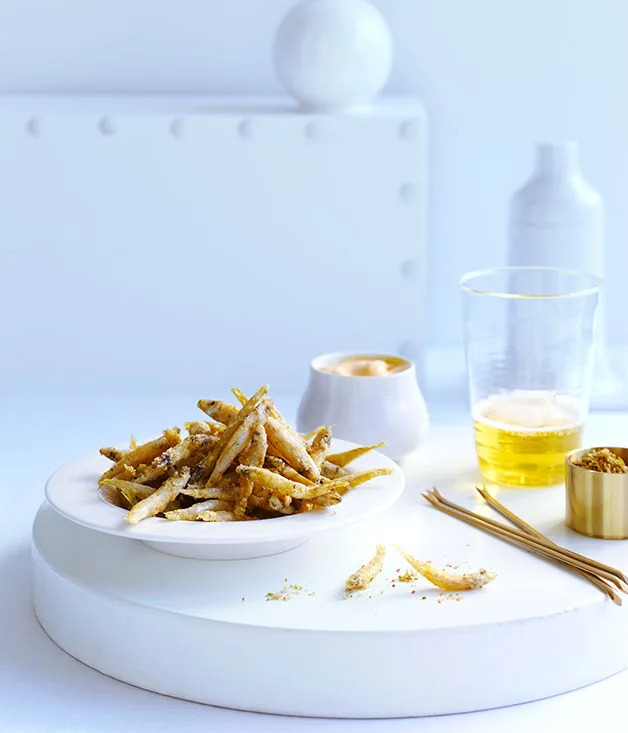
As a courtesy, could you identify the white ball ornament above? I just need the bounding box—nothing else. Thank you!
[274,0,394,112]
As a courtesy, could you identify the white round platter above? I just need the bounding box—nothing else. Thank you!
[44,438,404,560]
[32,424,628,718]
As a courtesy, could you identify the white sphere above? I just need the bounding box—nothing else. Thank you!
[274,0,394,111]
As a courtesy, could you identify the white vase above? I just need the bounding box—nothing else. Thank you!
[274,0,394,112]
[509,142,604,278]
[508,142,627,409]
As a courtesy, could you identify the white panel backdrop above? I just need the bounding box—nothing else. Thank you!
[0,0,626,385]
[0,96,427,394]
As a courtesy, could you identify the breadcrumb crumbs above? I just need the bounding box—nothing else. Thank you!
[397,570,418,583]
[266,584,310,601]
[438,591,464,603]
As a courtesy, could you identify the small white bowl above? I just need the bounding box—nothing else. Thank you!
[297,352,429,461]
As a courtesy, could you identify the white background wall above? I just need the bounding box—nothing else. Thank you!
[0,0,626,353]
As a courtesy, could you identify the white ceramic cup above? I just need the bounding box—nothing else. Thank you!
[296,352,429,461]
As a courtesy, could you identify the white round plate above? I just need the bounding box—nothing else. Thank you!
[44,438,404,559]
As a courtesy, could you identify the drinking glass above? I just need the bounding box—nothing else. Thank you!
[459,267,601,487]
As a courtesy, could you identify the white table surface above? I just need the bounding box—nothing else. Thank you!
[3,391,628,732]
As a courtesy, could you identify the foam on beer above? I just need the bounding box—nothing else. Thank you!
[473,390,582,433]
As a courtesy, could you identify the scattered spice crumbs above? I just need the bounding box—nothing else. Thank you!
[437,591,463,603]
[344,591,364,600]
[397,570,418,583]
[266,584,310,601]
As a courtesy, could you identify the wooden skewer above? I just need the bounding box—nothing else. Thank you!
[424,491,622,604]
[475,485,622,606]
[429,488,628,591]
[423,491,625,605]
[428,488,626,594]
[475,486,543,537]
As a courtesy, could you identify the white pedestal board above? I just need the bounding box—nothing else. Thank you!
[32,425,628,718]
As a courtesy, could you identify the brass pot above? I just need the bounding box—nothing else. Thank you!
[566,447,628,539]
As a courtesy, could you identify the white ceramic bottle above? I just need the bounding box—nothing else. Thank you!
[509,142,603,276]
[508,141,626,409]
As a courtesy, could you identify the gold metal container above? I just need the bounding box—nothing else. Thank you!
[566,447,628,539]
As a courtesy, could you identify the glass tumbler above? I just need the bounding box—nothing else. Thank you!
[459,267,601,487]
